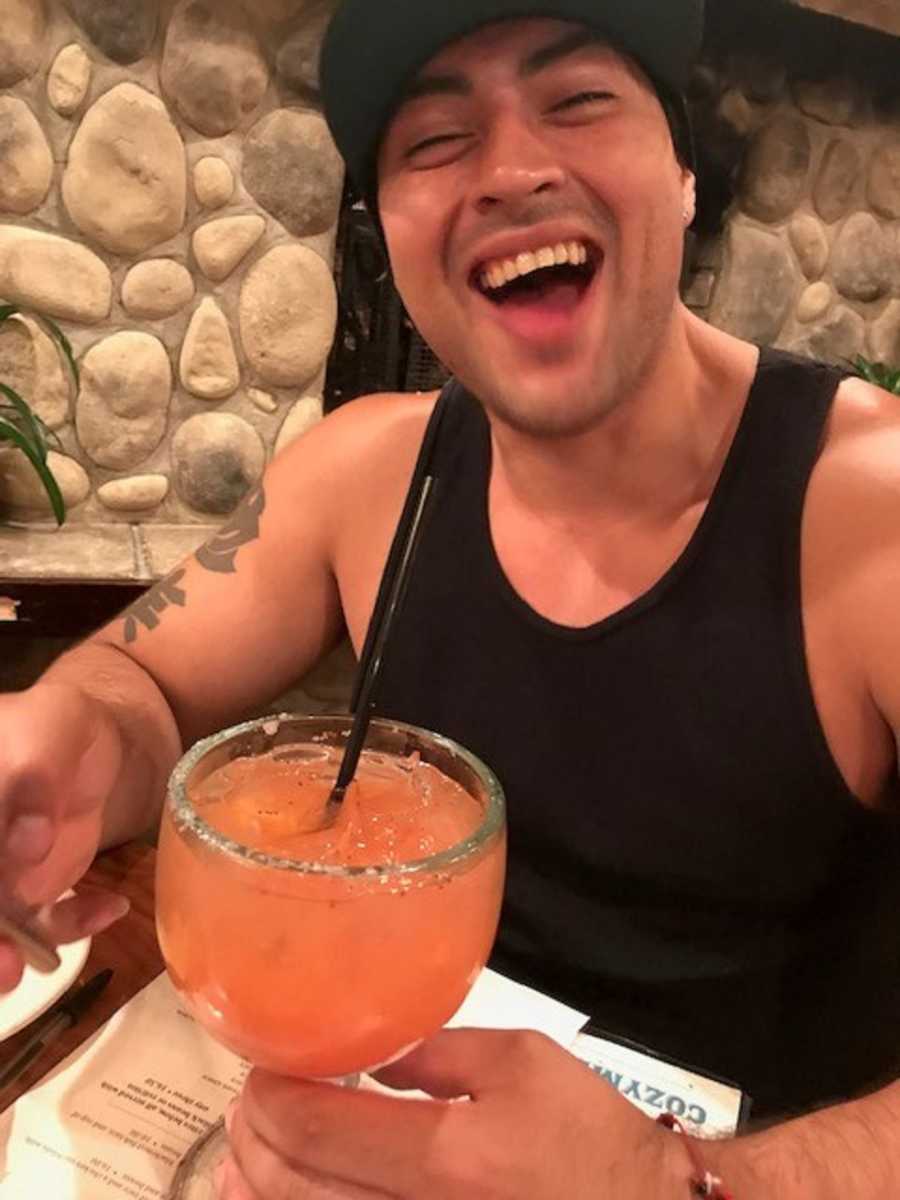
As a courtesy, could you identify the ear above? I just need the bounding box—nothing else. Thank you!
[681,170,697,227]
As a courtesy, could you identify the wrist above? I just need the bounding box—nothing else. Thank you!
[658,1121,697,1196]
[631,1115,696,1200]
[656,1116,741,1199]
[699,1128,781,1199]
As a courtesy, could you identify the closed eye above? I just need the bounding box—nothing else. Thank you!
[406,132,470,159]
[550,90,615,113]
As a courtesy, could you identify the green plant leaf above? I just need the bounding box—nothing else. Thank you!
[0,416,65,525]
[38,314,79,388]
[0,382,47,463]
[860,359,879,384]
[0,306,70,525]
[847,354,900,392]
[0,402,65,454]
[0,304,79,388]
[34,410,63,453]
[844,355,871,382]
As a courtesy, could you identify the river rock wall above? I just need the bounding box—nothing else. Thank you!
[0,0,341,535]
[686,47,900,367]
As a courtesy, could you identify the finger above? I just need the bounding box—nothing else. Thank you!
[0,940,25,994]
[1,687,117,869]
[4,810,56,867]
[241,1070,448,1196]
[229,1100,399,1200]
[41,891,130,945]
[1,743,67,870]
[216,1154,261,1200]
[373,1027,547,1098]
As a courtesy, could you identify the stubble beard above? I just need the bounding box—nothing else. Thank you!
[477,369,625,440]
[455,322,664,442]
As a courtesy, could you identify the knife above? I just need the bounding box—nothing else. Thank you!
[0,968,113,1094]
[0,880,61,975]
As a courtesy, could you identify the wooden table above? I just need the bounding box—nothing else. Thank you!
[0,841,162,1109]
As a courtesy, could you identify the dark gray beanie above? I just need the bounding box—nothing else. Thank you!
[321,0,704,201]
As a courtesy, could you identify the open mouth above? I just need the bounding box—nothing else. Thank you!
[471,240,600,309]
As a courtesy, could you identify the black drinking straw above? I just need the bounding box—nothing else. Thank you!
[328,473,436,807]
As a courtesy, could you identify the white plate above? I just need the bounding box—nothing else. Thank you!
[0,932,91,1042]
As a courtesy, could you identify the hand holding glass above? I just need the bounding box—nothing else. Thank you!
[155,715,506,1195]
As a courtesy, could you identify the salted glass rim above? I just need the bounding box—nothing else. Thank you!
[167,714,506,879]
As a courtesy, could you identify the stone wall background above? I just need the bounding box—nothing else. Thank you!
[685,20,900,366]
[0,0,342,537]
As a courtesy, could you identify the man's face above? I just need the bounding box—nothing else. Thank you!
[377,19,695,438]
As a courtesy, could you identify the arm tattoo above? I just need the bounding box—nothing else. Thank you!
[120,485,267,644]
[196,484,266,574]
[123,570,187,645]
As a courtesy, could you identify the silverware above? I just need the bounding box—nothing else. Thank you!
[0,968,112,1092]
[0,882,61,975]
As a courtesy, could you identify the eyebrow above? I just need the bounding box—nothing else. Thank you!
[523,29,601,75]
[401,29,605,105]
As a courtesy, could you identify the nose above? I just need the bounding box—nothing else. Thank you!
[473,112,566,213]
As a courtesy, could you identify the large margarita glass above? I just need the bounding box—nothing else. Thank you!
[156,714,507,1197]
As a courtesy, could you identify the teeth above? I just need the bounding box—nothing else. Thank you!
[479,241,592,291]
[567,240,587,265]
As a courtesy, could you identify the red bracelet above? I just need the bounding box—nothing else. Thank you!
[656,1114,735,1199]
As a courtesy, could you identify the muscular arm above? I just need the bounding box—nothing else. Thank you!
[92,450,344,749]
[31,392,432,848]
[34,458,340,848]
[696,376,900,1196]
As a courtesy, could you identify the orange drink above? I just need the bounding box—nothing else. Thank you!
[156,716,506,1080]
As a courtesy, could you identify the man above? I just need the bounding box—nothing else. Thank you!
[2,0,900,1195]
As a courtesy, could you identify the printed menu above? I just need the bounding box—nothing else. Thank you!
[0,969,743,1197]
[0,970,586,1199]
[0,974,247,1199]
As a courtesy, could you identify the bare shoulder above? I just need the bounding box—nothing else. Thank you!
[829,373,900,443]
[273,390,438,476]
[805,374,900,576]
[263,389,439,536]
[810,374,900,516]
[804,374,900,723]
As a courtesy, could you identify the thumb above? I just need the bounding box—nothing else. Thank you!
[42,889,131,945]
[373,1027,530,1099]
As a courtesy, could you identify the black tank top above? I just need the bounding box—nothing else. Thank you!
[365,348,900,1120]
